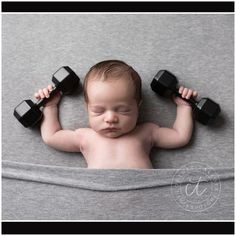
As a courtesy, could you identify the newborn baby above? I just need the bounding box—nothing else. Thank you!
[35,60,198,169]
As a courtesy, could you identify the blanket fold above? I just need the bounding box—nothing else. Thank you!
[2,160,234,220]
[2,160,234,191]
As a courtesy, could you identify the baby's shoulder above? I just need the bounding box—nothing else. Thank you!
[75,127,93,136]
[75,128,96,141]
[74,128,95,148]
[135,122,160,136]
[137,122,159,130]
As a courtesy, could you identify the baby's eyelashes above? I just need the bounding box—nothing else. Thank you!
[91,108,105,114]
[90,108,131,116]
[117,109,131,114]
[116,106,130,112]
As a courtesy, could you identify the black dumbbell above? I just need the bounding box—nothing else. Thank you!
[150,70,221,125]
[14,66,80,128]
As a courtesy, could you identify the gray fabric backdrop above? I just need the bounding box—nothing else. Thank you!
[2,13,234,221]
[3,14,234,169]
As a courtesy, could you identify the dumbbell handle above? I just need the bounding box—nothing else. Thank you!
[35,86,59,108]
[173,90,198,107]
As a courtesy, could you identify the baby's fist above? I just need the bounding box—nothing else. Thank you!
[173,86,198,106]
[34,85,61,107]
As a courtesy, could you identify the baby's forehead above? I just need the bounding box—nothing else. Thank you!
[87,79,136,103]
[87,76,135,90]
[88,73,132,84]
[87,77,135,90]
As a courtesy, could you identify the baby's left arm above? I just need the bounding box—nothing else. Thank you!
[149,87,198,149]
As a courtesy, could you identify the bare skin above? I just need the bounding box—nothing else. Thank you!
[35,78,197,169]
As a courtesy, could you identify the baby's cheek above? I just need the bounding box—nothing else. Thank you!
[88,116,98,129]
[123,116,137,130]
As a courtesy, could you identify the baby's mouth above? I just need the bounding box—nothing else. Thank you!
[103,128,119,132]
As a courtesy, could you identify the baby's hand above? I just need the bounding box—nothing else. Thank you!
[34,85,61,107]
[173,86,198,107]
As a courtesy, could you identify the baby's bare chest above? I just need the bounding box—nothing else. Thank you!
[81,131,153,168]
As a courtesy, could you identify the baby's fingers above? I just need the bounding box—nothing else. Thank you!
[178,86,198,99]
[39,89,46,99]
[179,86,184,94]
[34,92,40,99]
[48,85,53,92]
[43,88,50,98]
[179,86,189,98]
[34,89,45,100]
[186,89,193,99]
[192,90,198,98]
[34,85,53,100]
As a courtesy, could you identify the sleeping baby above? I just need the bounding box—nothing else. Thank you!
[34,60,198,169]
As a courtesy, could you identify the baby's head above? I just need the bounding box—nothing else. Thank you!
[83,60,142,138]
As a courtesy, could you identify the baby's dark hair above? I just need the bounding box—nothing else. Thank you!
[83,60,142,104]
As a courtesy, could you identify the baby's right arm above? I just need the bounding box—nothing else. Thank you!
[34,85,83,152]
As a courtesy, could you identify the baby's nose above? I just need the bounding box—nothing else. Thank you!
[104,111,118,123]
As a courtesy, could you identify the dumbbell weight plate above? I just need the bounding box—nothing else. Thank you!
[195,98,221,125]
[151,70,178,96]
[53,66,79,95]
[14,100,42,128]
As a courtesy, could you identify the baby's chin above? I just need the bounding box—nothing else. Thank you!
[101,132,124,138]
[98,130,126,139]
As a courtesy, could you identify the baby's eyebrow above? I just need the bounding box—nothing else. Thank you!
[116,105,129,109]
[89,105,104,109]
[89,105,107,112]
[89,104,130,109]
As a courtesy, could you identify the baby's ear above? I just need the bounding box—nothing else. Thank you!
[84,101,89,110]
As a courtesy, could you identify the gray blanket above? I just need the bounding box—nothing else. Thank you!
[2,161,234,220]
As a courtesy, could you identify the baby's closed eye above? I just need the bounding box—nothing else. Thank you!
[89,105,132,116]
[116,106,131,114]
[91,108,105,115]
[93,108,104,112]
[117,108,130,112]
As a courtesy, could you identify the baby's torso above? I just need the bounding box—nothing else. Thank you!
[79,124,153,169]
